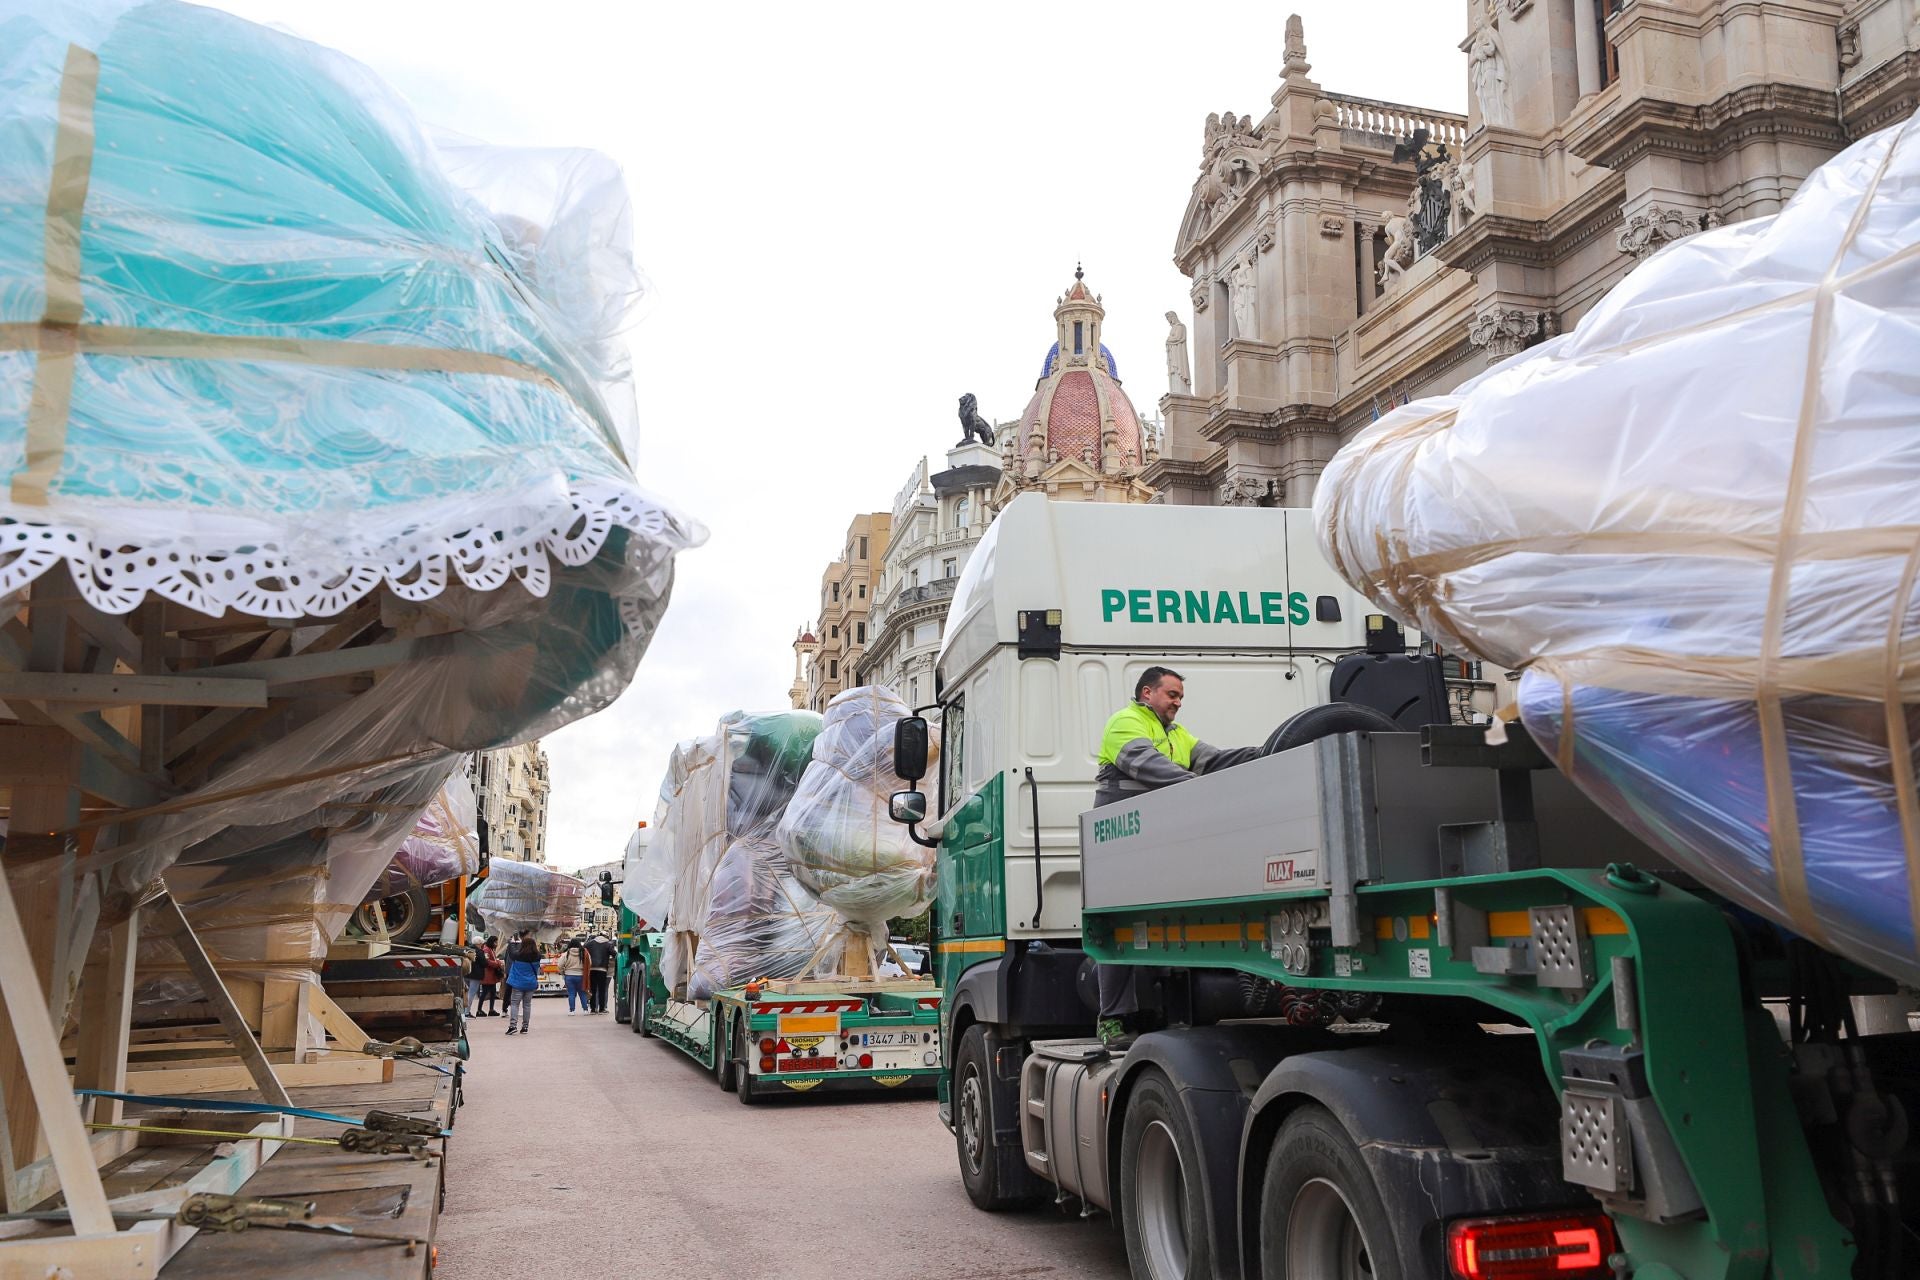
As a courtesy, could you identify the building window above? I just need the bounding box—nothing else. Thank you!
[859,536,868,559]
[832,583,840,602]
[911,567,922,587]
[954,497,968,528]
[858,584,866,599]
[1073,321,1084,354]
[909,676,919,704]
[1594,0,1619,88]
[943,557,957,578]
[831,625,838,639]
[856,622,866,643]
[829,660,838,679]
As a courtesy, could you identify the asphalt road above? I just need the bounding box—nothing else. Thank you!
[438,1001,1132,1279]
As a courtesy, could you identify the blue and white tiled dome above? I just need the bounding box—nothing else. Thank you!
[1041,341,1119,381]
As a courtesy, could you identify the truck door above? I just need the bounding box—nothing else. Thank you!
[933,695,1007,992]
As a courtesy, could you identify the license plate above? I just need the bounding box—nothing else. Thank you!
[780,1056,835,1073]
[858,1031,919,1047]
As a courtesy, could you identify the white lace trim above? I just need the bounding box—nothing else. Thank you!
[0,478,694,620]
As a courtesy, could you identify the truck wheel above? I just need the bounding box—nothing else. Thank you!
[1259,1106,1405,1280]
[351,887,432,944]
[1260,702,1402,757]
[953,1025,1042,1211]
[715,1011,736,1092]
[734,1022,759,1106]
[632,963,652,1038]
[614,967,631,1024]
[1119,1070,1210,1280]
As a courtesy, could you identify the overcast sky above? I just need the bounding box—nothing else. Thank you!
[206,0,1467,874]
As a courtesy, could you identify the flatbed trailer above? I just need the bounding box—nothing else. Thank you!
[616,925,943,1103]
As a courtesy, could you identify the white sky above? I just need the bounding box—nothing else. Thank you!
[205,0,1468,874]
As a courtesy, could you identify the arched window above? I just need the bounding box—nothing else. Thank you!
[954,497,969,529]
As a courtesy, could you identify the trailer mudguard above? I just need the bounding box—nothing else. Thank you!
[1238,1041,1566,1280]
[950,942,1092,1036]
[1108,1026,1289,1280]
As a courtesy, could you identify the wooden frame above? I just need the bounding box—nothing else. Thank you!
[0,569,408,1276]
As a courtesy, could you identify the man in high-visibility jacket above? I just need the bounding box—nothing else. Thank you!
[1092,666,1259,1046]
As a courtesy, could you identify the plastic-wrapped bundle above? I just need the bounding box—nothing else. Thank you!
[687,834,838,1001]
[777,686,938,929]
[475,858,584,937]
[1315,113,1920,984]
[364,772,482,902]
[619,824,660,931]
[643,711,828,997]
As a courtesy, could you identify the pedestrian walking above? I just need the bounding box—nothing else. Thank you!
[475,934,503,1016]
[559,936,588,1013]
[584,931,616,1014]
[503,931,540,1035]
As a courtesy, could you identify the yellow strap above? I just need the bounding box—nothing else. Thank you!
[13,44,99,506]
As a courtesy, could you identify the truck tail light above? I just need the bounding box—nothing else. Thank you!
[1447,1212,1617,1279]
[758,1055,775,1073]
[858,1053,873,1068]
[759,1036,776,1054]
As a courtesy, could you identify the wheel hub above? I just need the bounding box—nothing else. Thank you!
[959,1072,985,1173]
[1287,1176,1375,1279]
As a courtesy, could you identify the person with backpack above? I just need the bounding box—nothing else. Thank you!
[503,931,541,1035]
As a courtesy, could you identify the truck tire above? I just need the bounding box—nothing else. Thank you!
[351,887,432,944]
[614,967,631,1024]
[1258,1106,1405,1280]
[631,963,652,1038]
[1119,1070,1211,1280]
[953,1025,1042,1211]
[734,1022,759,1106]
[1260,702,1403,757]
[715,1010,736,1092]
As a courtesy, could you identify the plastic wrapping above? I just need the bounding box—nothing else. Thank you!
[364,772,482,902]
[642,712,839,999]
[777,686,938,929]
[474,858,585,939]
[0,0,701,1011]
[1314,112,1920,983]
[619,824,660,931]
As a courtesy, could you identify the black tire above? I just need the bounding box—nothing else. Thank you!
[351,886,433,944]
[715,1009,736,1092]
[632,963,652,1038]
[734,1022,759,1106]
[614,964,631,1023]
[1259,1106,1406,1280]
[952,1025,1043,1211]
[1119,1070,1211,1280]
[1260,702,1403,757]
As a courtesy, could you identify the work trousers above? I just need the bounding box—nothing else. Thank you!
[589,969,610,1013]
[465,977,483,1012]
[563,973,585,1010]
[507,985,533,1031]
[480,982,498,1014]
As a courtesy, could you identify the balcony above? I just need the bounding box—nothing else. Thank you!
[894,577,957,608]
[1325,93,1467,152]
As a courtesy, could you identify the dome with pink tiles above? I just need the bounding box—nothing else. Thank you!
[1015,267,1146,472]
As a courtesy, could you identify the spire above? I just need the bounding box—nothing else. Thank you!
[1283,13,1311,79]
[1074,261,1084,282]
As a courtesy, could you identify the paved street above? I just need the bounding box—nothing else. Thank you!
[438,1004,1131,1279]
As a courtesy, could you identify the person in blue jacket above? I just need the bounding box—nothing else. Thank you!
[503,931,541,1035]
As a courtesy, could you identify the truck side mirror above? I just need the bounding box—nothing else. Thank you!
[889,790,928,825]
[596,870,614,906]
[894,716,930,782]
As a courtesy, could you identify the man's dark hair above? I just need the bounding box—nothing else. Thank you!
[1135,666,1184,701]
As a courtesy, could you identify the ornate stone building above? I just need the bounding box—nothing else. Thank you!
[464,741,550,865]
[1150,4,1920,508]
[798,511,891,712]
[858,443,1001,705]
[992,268,1159,509]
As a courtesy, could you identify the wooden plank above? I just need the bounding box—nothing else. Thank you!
[0,725,79,786]
[192,637,415,689]
[0,842,115,1233]
[151,893,290,1108]
[327,994,457,1014]
[73,906,138,1126]
[0,671,267,708]
[258,978,310,1059]
[0,1231,156,1278]
[7,1130,140,1218]
[309,989,371,1053]
[124,1055,389,1094]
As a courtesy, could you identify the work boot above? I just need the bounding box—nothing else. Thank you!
[1097,1018,1134,1050]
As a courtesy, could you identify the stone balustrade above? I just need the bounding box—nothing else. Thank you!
[1327,93,1467,149]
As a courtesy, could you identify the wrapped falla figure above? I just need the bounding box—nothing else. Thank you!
[778,686,940,973]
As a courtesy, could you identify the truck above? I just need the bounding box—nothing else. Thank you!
[611,721,945,1103]
[884,492,1920,1280]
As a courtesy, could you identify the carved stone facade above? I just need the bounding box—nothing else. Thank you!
[1147,4,1920,510]
[798,511,890,713]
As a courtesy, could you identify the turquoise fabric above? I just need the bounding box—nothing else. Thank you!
[0,0,633,521]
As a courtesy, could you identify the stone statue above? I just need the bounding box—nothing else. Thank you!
[1228,256,1258,340]
[956,393,995,447]
[1444,158,1479,222]
[1164,311,1192,393]
[1379,211,1414,289]
[1467,19,1512,129]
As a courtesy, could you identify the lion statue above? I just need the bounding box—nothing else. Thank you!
[956,394,995,447]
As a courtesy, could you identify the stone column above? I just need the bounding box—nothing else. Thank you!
[1356,218,1381,317]
[1572,0,1601,98]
